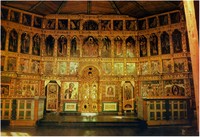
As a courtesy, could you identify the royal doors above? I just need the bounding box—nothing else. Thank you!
[80,66,99,113]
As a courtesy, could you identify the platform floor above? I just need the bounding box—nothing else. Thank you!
[1,112,199,136]
[1,124,198,136]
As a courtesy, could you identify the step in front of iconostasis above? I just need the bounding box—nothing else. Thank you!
[37,114,147,128]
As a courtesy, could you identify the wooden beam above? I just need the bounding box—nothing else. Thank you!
[166,1,179,7]
[29,1,43,11]
[110,1,121,15]
[87,1,91,14]
[56,1,66,14]
[1,1,9,5]
[183,0,199,131]
[132,1,150,16]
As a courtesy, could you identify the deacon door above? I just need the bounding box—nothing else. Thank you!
[80,66,99,113]
[122,81,135,111]
[46,83,59,111]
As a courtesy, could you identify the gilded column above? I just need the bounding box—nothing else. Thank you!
[146,34,150,57]
[111,36,115,58]
[67,35,71,57]
[168,30,173,54]
[3,28,10,72]
[111,19,113,31]
[157,32,162,55]
[41,34,46,57]
[146,18,149,30]
[123,20,126,31]
[122,36,127,75]
[17,31,22,53]
[68,19,71,30]
[79,35,83,57]
[16,31,22,72]
[80,19,83,31]
[168,13,171,25]
[54,35,58,57]
[19,12,23,24]
[122,37,126,58]
[5,28,11,52]
[156,16,160,27]
[29,33,33,55]
[7,9,11,20]
[181,29,187,53]
[98,35,102,57]
[135,35,140,57]
[31,15,34,27]
[53,35,58,75]
[118,81,122,116]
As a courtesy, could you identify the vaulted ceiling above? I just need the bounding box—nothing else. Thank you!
[1,1,182,18]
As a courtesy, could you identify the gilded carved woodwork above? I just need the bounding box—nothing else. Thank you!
[0,5,194,115]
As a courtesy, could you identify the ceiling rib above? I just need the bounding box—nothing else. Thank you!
[87,1,91,14]
[28,1,43,12]
[56,1,66,14]
[110,1,121,15]
[132,1,150,16]
[166,1,179,7]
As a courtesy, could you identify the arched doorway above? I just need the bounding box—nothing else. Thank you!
[80,66,99,113]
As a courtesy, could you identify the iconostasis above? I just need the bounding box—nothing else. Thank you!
[1,5,194,125]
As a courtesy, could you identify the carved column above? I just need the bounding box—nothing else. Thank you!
[111,36,115,58]
[118,81,122,115]
[67,35,71,57]
[5,28,11,52]
[68,19,71,30]
[157,32,162,55]
[111,19,113,30]
[98,82,102,112]
[156,16,160,27]
[80,19,83,31]
[168,30,173,54]
[7,9,11,20]
[123,37,127,75]
[145,18,149,29]
[123,20,126,31]
[135,35,140,57]
[122,37,126,58]
[31,15,34,27]
[146,34,150,57]
[19,12,23,24]
[79,35,83,57]
[54,35,58,57]
[16,31,22,72]
[17,31,22,53]
[181,29,187,53]
[29,33,33,55]
[53,36,58,76]
[98,19,101,31]
[98,35,102,57]
[41,34,45,57]
[168,13,171,25]
[4,28,10,71]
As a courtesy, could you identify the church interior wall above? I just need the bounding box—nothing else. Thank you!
[0,5,194,126]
